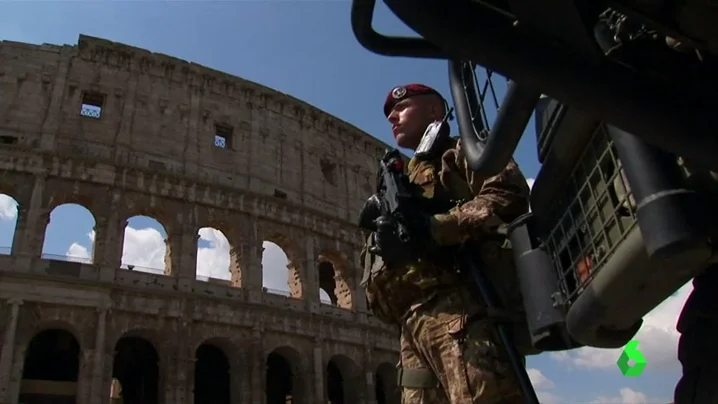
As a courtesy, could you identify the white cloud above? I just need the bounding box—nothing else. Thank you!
[0,194,18,221]
[590,387,667,404]
[261,241,292,292]
[196,227,231,280]
[67,243,89,258]
[65,226,164,272]
[536,391,562,404]
[262,241,331,303]
[65,230,94,263]
[528,368,555,390]
[528,368,562,404]
[120,227,167,274]
[551,282,691,372]
[61,223,332,302]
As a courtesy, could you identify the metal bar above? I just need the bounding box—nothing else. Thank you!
[449,60,540,176]
[384,0,718,170]
[350,0,447,59]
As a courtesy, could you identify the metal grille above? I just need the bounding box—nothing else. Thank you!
[468,65,504,131]
[474,67,502,128]
[544,125,638,303]
[214,124,234,149]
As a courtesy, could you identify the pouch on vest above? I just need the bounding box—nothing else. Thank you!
[360,234,398,325]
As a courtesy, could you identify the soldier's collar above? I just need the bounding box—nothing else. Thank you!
[409,136,458,167]
[407,156,421,173]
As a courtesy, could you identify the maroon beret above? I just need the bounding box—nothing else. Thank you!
[383,83,443,117]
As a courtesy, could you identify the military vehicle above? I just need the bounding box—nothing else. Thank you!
[351,0,717,398]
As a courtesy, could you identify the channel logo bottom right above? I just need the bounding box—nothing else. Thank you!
[617,339,647,377]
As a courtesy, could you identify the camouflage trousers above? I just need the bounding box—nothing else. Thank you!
[398,288,524,404]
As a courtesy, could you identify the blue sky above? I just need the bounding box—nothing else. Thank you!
[0,1,686,402]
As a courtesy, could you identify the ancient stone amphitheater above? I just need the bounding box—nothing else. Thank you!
[0,34,399,404]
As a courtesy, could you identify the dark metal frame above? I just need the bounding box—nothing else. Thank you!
[351,0,718,172]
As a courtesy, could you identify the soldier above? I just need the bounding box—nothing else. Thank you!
[359,83,532,403]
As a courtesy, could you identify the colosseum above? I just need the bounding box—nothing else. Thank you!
[0,34,400,404]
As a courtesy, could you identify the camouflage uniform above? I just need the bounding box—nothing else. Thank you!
[361,88,531,404]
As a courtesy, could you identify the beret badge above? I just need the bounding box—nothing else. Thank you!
[391,86,407,99]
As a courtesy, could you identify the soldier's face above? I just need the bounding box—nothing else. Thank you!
[387,95,443,150]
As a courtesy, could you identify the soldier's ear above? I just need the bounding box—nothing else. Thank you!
[429,103,444,121]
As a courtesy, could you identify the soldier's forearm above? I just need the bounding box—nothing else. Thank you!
[431,160,530,245]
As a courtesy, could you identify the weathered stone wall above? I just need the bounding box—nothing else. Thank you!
[0,35,399,404]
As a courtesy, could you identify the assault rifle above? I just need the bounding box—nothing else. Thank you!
[357,148,451,265]
[357,149,413,239]
[357,147,540,403]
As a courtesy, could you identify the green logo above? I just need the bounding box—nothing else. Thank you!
[617,340,647,376]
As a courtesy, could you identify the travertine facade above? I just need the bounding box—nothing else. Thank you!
[0,35,399,404]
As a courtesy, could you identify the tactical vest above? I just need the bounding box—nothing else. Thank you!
[360,139,541,357]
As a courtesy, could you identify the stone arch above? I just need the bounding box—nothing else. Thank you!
[317,249,352,309]
[0,174,33,215]
[326,354,363,404]
[119,195,173,228]
[265,345,307,404]
[41,202,96,264]
[0,193,19,255]
[120,210,169,276]
[0,175,17,195]
[20,328,81,403]
[21,318,86,350]
[191,336,237,360]
[195,226,233,282]
[375,362,400,404]
[194,338,233,404]
[112,330,161,404]
[44,185,101,215]
[106,327,162,356]
[262,232,303,299]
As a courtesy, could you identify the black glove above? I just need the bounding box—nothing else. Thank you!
[370,212,433,266]
[358,194,383,231]
[400,209,433,249]
[370,215,414,266]
[358,192,435,265]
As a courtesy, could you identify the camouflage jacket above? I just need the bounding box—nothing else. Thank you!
[360,137,530,325]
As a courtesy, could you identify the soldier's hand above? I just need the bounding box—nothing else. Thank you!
[363,203,437,264]
[404,211,434,248]
[369,216,415,266]
[427,213,465,246]
[357,194,382,231]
